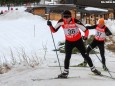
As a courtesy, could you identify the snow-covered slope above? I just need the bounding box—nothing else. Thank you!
[0,8,64,63]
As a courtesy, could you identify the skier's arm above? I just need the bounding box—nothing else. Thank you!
[105,27,112,36]
[74,19,89,37]
[47,19,63,33]
[53,19,63,32]
[86,25,97,29]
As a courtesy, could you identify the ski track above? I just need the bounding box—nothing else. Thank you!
[0,52,115,86]
[0,65,115,86]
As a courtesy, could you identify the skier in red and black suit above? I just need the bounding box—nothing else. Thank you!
[77,18,112,71]
[47,10,101,78]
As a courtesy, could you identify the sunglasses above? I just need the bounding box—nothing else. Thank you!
[63,15,71,18]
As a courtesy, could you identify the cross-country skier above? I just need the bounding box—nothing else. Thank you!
[47,10,101,78]
[77,18,112,71]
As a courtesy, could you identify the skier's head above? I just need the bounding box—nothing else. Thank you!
[62,10,71,18]
[98,18,105,27]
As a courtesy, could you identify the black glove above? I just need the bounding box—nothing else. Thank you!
[82,36,87,40]
[106,32,111,36]
[47,20,52,26]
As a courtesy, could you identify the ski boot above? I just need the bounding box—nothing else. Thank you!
[103,65,108,71]
[77,61,87,67]
[91,66,101,75]
[58,69,69,78]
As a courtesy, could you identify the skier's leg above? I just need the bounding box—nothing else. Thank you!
[84,40,97,63]
[98,42,107,70]
[87,40,97,56]
[76,39,93,67]
[64,41,73,69]
[76,38,101,75]
[77,40,97,67]
[58,41,73,78]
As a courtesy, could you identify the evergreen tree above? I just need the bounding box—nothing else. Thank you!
[0,0,41,6]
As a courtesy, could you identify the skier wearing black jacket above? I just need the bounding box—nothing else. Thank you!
[47,10,101,78]
[77,18,112,71]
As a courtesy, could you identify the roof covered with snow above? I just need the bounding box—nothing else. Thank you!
[76,0,115,8]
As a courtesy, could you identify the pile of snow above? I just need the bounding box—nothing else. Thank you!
[85,7,108,12]
[0,10,43,20]
[40,0,57,5]
[0,8,64,63]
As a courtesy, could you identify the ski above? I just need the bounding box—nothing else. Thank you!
[48,65,88,67]
[100,74,115,80]
[32,76,80,81]
[32,77,60,81]
[90,74,115,80]
[108,71,115,74]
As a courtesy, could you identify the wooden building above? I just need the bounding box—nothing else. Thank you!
[26,0,115,24]
[27,4,76,20]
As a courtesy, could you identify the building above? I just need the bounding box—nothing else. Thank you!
[63,0,115,24]
[27,4,76,20]
[27,0,115,24]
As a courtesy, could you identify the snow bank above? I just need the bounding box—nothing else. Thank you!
[0,9,64,62]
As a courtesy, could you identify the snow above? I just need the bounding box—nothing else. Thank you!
[106,19,115,34]
[40,0,57,5]
[0,7,65,63]
[85,7,108,12]
[0,6,115,86]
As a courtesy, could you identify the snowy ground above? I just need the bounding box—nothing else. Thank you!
[0,52,115,86]
[0,6,115,86]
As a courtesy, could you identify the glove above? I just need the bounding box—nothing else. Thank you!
[82,36,87,40]
[106,32,111,36]
[47,20,52,26]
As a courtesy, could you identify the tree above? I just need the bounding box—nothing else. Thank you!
[0,0,41,6]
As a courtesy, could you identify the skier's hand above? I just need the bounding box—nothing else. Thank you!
[106,32,110,36]
[47,20,52,26]
[82,36,87,40]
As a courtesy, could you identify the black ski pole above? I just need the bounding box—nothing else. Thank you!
[88,43,113,78]
[48,20,62,73]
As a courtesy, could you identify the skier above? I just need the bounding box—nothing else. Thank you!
[47,10,101,78]
[77,18,112,71]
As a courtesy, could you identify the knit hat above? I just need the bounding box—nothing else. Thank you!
[98,18,105,25]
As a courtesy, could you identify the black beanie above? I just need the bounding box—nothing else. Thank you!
[63,10,71,16]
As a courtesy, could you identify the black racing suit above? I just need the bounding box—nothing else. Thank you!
[85,25,112,66]
[65,38,93,69]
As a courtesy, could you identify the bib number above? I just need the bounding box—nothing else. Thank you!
[68,29,75,35]
[97,32,102,36]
